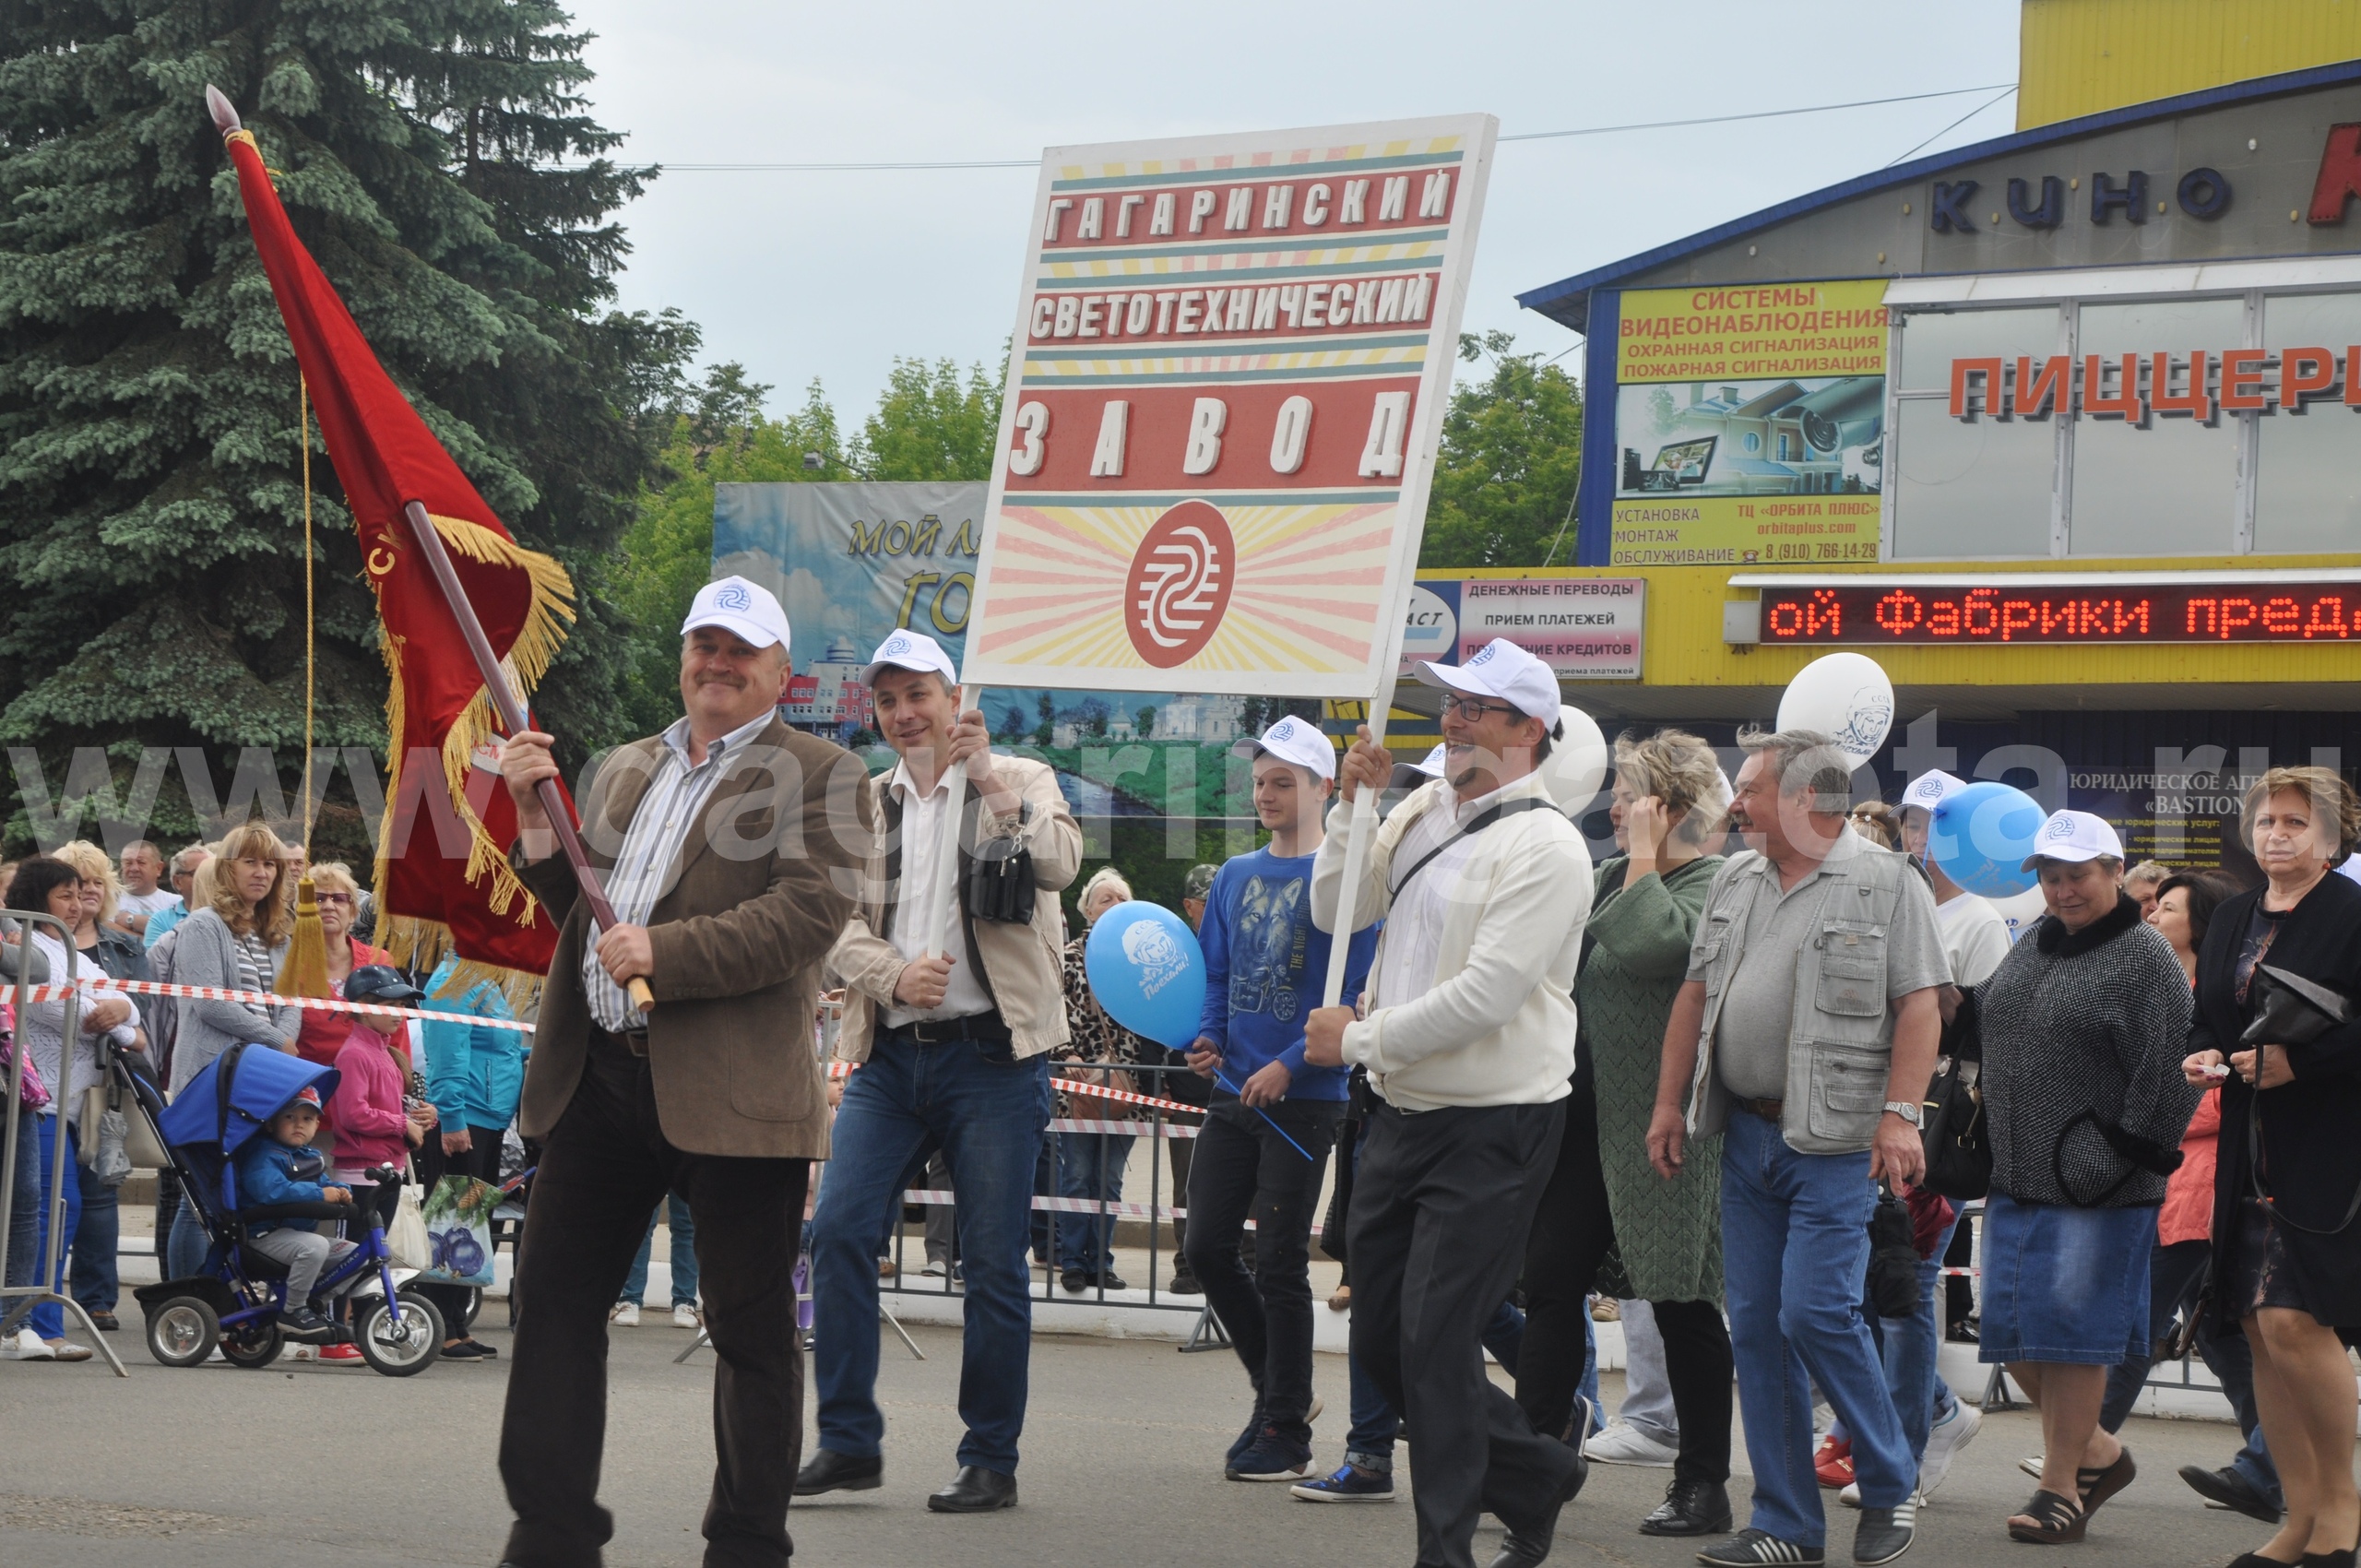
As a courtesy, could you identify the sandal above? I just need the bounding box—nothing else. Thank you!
[2075,1448,2136,1522]
[2007,1488,2087,1544]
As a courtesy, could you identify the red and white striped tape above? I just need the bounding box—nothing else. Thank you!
[900,1187,1183,1221]
[823,1057,1207,1120]
[11,977,535,1032]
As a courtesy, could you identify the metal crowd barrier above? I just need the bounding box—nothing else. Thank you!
[877,1061,1228,1333]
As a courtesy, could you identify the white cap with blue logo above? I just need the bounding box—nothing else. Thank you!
[682,576,790,652]
[2020,809,2125,871]
[1231,715,1335,781]
[860,627,960,689]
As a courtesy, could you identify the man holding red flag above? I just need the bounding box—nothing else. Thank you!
[210,86,876,1566]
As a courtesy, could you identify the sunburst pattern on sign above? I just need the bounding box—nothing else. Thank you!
[972,498,1396,680]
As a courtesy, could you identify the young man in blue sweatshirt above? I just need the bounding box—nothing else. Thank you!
[1184,716,1379,1483]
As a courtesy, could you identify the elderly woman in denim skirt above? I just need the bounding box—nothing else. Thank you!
[1974,810,2200,1546]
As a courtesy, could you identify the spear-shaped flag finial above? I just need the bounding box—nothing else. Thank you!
[205,84,242,137]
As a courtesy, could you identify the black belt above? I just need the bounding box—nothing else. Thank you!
[592,1024,651,1060]
[890,1010,1004,1046]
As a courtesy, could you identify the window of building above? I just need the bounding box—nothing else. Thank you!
[1886,286,2361,561]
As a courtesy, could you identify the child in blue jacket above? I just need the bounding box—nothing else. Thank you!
[234,1085,358,1339]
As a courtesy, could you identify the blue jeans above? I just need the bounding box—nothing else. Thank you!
[71,1157,120,1313]
[1722,1110,1913,1548]
[1836,1209,1964,1466]
[1343,1299,1543,1468]
[810,1034,1050,1474]
[30,1116,82,1339]
[619,1192,696,1307]
[1055,1131,1133,1275]
[6,1105,41,1290]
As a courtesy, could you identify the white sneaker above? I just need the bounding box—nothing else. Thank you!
[919,1261,948,1278]
[2019,1454,2044,1480]
[1583,1422,1679,1467]
[672,1302,702,1329]
[0,1328,55,1360]
[611,1301,641,1327]
[1918,1401,1982,1497]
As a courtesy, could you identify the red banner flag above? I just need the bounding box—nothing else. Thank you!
[214,94,569,990]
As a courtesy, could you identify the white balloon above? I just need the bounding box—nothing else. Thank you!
[1775,652,1895,766]
[1541,704,1608,814]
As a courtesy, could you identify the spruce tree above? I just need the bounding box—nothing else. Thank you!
[0,0,686,855]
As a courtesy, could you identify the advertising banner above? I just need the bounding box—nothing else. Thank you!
[1609,280,1888,566]
[959,114,1499,696]
[1400,571,1645,680]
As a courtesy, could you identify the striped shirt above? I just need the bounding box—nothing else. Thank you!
[583,708,777,1032]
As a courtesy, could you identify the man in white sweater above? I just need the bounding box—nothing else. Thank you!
[1305,638,1595,1568]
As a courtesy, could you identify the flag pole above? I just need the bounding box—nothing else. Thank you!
[400,500,653,1016]
[919,691,987,960]
[1318,700,1389,1008]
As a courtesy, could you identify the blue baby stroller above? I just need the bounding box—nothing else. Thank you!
[129,1041,444,1375]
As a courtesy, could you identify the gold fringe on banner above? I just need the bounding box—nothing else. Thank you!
[368,510,575,1012]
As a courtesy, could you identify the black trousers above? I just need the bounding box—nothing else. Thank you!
[498,1034,810,1568]
[1349,1099,1577,1568]
[1182,1096,1346,1441]
[1518,1087,1734,1486]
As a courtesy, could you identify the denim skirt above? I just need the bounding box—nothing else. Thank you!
[1976,1192,2156,1365]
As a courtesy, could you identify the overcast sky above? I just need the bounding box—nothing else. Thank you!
[565,0,2024,420]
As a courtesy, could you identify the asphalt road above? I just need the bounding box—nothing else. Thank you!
[0,1315,2287,1568]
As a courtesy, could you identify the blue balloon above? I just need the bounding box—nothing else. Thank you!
[1083,901,1206,1050]
[1929,781,2047,899]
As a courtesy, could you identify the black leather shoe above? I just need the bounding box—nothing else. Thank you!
[793,1449,883,1496]
[1639,1476,1733,1537]
[1060,1268,1089,1293]
[927,1465,1017,1513]
[2180,1463,2284,1524]
[1488,1414,1591,1568]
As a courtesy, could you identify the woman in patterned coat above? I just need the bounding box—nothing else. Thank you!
[1516,729,1734,1538]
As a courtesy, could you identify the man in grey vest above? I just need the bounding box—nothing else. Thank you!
[1647,729,1947,1568]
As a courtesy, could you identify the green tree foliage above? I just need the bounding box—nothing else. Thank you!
[850,355,1002,482]
[1419,331,1584,570]
[0,0,689,852]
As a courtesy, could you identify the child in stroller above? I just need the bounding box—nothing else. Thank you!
[131,1039,444,1375]
[234,1084,357,1341]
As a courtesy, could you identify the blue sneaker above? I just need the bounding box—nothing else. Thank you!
[1227,1426,1312,1482]
[1290,1462,1394,1503]
[1226,1404,1267,1467]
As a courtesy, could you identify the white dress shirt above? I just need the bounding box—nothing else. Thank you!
[881,760,997,1027]
[1370,778,1516,1012]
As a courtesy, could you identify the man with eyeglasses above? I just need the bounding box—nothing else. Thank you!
[141,845,211,951]
[1302,637,1596,1568]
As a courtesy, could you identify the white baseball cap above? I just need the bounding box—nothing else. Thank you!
[1232,715,1335,782]
[1418,638,1563,737]
[1900,769,1966,816]
[860,627,959,688]
[2021,809,2125,870]
[1413,742,1448,778]
[682,576,790,652]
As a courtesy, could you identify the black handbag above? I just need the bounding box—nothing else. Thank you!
[2242,963,2361,1236]
[1866,1187,1921,1318]
[1919,991,1991,1201]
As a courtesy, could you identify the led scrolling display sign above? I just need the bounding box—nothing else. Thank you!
[1760,581,2361,645]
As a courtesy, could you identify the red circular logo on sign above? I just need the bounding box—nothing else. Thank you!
[1124,500,1235,668]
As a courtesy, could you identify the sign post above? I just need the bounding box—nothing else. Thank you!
[959,114,1500,1000]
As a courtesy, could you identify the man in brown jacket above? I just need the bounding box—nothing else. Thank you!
[492,576,872,1568]
[794,628,1080,1515]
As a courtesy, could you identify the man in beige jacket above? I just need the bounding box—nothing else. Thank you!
[493,576,873,1568]
[796,629,1080,1515]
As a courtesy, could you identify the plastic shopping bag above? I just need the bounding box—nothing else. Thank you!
[386,1182,433,1271]
[417,1174,497,1285]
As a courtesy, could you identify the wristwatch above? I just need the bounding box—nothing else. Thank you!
[1883,1099,1924,1127]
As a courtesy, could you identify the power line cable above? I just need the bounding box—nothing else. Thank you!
[1884,85,2019,167]
[592,85,2018,172]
